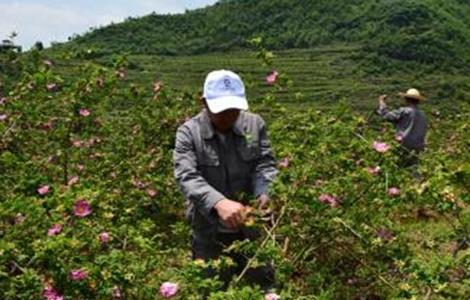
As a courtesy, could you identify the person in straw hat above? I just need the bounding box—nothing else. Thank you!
[376,88,428,168]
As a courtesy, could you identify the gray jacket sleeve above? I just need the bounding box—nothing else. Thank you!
[173,125,225,218]
[376,105,404,123]
[252,116,278,198]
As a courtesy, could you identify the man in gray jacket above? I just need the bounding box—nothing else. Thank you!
[173,70,278,291]
[377,88,428,168]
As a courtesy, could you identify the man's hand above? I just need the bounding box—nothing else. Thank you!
[255,194,270,210]
[378,94,387,104]
[214,199,246,229]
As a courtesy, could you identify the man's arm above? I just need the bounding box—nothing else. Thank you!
[174,125,245,228]
[173,125,226,219]
[252,116,278,207]
[376,95,403,123]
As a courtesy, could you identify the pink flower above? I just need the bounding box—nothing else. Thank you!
[116,70,126,79]
[395,132,404,142]
[41,120,54,131]
[132,178,147,189]
[0,114,7,121]
[70,269,87,281]
[319,194,340,208]
[96,77,104,87]
[278,157,289,168]
[15,213,26,224]
[44,60,54,67]
[153,81,162,93]
[265,293,281,300]
[79,108,91,117]
[146,188,158,198]
[0,97,7,105]
[373,141,390,153]
[68,176,79,186]
[73,199,92,217]
[99,232,110,243]
[37,185,50,195]
[388,187,400,197]
[48,224,62,236]
[76,164,85,172]
[46,83,57,92]
[72,140,83,147]
[366,166,381,176]
[112,286,122,299]
[43,285,64,300]
[376,228,393,241]
[159,282,178,298]
[266,70,279,85]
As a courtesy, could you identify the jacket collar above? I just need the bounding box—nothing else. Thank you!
[200,109,245,139]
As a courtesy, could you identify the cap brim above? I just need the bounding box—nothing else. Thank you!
[206,96,249,114]
[398,92,425,101]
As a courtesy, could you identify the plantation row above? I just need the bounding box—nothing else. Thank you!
[0,51,469,299]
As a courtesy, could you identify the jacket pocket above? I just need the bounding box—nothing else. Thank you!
[238,143,260,162]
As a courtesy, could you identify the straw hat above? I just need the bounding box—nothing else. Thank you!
[398,88,425,101]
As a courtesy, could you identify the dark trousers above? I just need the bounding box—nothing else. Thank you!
[399,148,422,180]
[192,228,275,292]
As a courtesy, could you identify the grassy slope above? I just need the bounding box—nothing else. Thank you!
[50,46,470,112]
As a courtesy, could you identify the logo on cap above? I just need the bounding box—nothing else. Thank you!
[222,78,234,91]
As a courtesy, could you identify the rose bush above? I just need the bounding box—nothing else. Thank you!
[0,49,469,299]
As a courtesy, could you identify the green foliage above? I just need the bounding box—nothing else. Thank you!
[1,39,470,299]
[51,0,470,68]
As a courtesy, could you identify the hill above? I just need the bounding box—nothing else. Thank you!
[57,0,470,67]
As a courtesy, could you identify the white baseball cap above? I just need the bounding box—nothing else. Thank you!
[203,70,249,114]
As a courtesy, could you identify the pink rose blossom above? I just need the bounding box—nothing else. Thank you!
[265,293,281,300]
[395,132,404,142]
[37,185,50,195]
[372,141,390,153]
[116,70,126,79]
[70,269,87,281]
[79,108,91,117]
[376,228,393,241]
[48,224,62,236]
[15,213,26,224]
[146,188,158,198]
[0,114,7,121]
[112,286,122,299]
[266,70,279,85]
[96,77,104,87]
[41,120,54,131]
[153,81,162,93]
[99,232,110,243]
[388,187,400,197]
[68,176,79,186]
[76,164,85,172]
[319,194,340,208]
[0,97,7,105]
[73,199,92,217]
[159,282,178,298]
[46,83,57,92]
[44,60,54,67]
[132,179,147,189]
[278,157,289,168]
[366,166,381,176]
[43,285,63,300]
[72,139,83,147]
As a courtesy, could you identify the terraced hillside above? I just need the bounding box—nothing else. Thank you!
[50,45,470,111]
